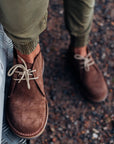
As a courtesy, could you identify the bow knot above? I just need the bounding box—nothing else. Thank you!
[8,55,39,89]
[74,52,94,71]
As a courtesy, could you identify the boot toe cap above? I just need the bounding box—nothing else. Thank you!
[7,98,48,138]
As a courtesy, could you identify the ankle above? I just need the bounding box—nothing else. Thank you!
[74,46,87,57]
[16,44,40,64]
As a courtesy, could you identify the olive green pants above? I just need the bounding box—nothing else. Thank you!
[0,0,95,54]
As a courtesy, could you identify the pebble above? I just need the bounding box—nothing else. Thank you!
[66,115,69,118]
[110,140,114,144]
[58,127,63,131]
[102,53,106,59]
[94,42,98,46]
[104,71,108,76]
[52,138,56,142]
[68,124,71,129]
[50,135,54,139]
[50,126,55,132]
[91,106,95,111]
[74,121,78,126]
[86,130,90,134]
[92,128,99,134]
[103,127,108,130]
[92,133,98,139]
[59,10,63,14]
[107,80,110,85]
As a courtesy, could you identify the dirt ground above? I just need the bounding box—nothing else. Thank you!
[31,0,114,143]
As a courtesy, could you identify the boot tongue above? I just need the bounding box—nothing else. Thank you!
[25,62,32,69]
[16,57,32,68]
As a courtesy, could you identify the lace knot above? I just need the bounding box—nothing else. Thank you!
[74,52,94,71]
[7,55,39,89]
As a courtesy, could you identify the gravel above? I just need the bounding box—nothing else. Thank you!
[31,0,114,143]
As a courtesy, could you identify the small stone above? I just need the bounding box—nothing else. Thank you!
[110,140,114,144]
[66,115,69,118]
[84,121,90,128]
[74,121,78,125]
[70,117,74,122]
[68,124,71,129]
[106,117,111,123]
[86,130,90,134]
[104,114,109,118]
[103,127,108,130]
[110,89,113,93]
[58,127,63,131]
[97,22,104,26]
[102,53,106,59]
[107,80,110,86]
[59,10,63,14]
[92,128,99,134]
[92,133,98,139]
[91,107,95,111]
[81,131,85,134]
[50,135,54,139]
[52,138,56,142]
[111,21,114,26]
[50,126,55,132]
[94,42,98,46]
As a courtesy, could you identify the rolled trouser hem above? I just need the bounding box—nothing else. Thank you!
[70,35,89,48]
[13,37,39,55]
[2,7,48,54]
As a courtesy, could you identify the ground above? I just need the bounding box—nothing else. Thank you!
[31,0,114,144]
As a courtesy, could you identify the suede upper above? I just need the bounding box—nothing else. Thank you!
[7,51,48,138]
[68,48,108,102]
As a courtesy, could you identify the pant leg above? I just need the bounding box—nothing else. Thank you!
[63,0,95,47]
[0,0,49,54]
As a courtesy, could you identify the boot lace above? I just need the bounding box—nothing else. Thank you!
[7,55,39,89]
[74,52,94,71]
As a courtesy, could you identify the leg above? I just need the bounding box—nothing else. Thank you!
[64,0,95,56]
[0,0,49,138]
[64,0,108,102]
[0,0,49,55]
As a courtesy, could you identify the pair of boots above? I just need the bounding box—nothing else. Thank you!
[6,44,108,138]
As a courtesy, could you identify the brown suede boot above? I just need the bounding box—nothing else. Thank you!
[67,48,108,102]
[7,50,48,138]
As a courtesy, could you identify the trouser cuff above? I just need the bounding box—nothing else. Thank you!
[71,35,89,48]
[13,38,39,55]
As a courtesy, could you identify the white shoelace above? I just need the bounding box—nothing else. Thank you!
[7,55,39,89]
[74,52,95,71]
